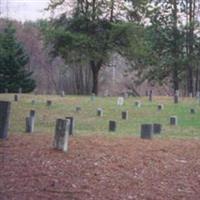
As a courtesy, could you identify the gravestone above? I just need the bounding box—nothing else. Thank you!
[135,101,141,108]
[14,94,19,102]
[174,90,179,104]
[18,88,22,94]
[97,108,103,117]
[190,108,195,114]
[148,90,153,102]
[153,123,162,134]
[117,97,124,106]
[91,93,95,101]
[141,124,153,139]
[53,119,70,152]
[25,116,35,133]
[31,100,35,105]
[109,120,116,132]
[0,101,11,139]
[121,111,128,120]
[170,116,177,125]
[60,91,65,97]
[66,117,74,135]
[157,104,164,111]
[76,106,81,112]
[46,100,52,107]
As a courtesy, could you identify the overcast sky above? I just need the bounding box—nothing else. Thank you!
[0,0,50,22]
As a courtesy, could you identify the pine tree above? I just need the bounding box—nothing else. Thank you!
[0,23,36,93]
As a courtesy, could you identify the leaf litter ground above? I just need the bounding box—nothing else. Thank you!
[1,134,200,200]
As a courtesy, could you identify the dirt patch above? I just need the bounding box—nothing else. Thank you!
[1,134,200,200]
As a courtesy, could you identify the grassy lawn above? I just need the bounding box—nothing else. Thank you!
[1,94,200,139]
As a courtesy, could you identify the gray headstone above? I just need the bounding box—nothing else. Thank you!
[46,100,52,107]
[66,117,74,135]
[153,123,162,134]
[135,101,141,108]
[149,90,153,102]
[76,106,81,112]
[0,101,11,139]
[60,91,65,97]
[190,108,195,114]
[91,93,95,101]
[121,111,128,120]
[141,124,153,139]
[31,100,35,105]
[53,119,70,152]
[157,104,164,111]
[25,116,35,133]
[14,94,19,102]
[97,108,103,117]
[174,95,179,104]
[170,116,177,125]
[109,120,116,132]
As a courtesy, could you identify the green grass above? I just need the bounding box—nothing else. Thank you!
[1,94,200,139]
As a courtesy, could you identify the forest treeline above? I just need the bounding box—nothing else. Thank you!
[0,0,200,96]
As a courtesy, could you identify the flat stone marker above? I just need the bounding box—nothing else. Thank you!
[170,116,177,125]
[148,90,153,102]
[117,97,124,106]
[121,111,128,120]
[109,120,116,132]
[0,101,11,139]
[97,108,103,117]
[53,119,70,152]
[76,106,81,112]
[135,101,141,108]
[157,104,164,111]
[14,94,19,102]
[25,116,35,133]
[141,124,153,139]
[153,123,162,134]
[190,108,195,114]
[46,100,52,107]
[66,117,74,135]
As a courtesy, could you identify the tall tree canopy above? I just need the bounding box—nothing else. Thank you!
[0,23,36,93]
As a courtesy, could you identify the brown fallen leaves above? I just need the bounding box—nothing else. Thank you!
[0,134,200,200]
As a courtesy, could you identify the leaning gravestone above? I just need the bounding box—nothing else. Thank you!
[153,123,162,134]
[148,90,153,102]
[31,100,36,105]
[91,93,95,101]
[53,119,70,152]
[0,101,11,139]
[18,88,22,94]
[170,116,177,125]
[121,111,128,120]
[141,124,153,139]
[117,97,124,106]
[66,117,74,135]
[109,120,116,132]
[97,108,103,117]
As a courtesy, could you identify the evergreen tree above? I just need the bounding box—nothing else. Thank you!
[0,23,36,93]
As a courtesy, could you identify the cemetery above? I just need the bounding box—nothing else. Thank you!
[1,93,200,199]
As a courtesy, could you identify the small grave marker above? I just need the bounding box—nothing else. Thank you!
[117,97,124,106]
[97,108,103,117]
[153,123,162,134]
[149,90,153,102]
[53,119,70,152]
[46,100,52,107]
[18,88,22,94]
[91,93,95,101]
[14,94,19,102]
[157,104,164,111]
[141,124,153,139]
[121,111,128,120]
[66,117,74,135]
[25,117,35,133]
[60,91,65,97]
[174,90,179,104]
[31,100,35,105]
[109,120,116,132]
[190,108,195,114]
[0,101,11,139]
[76,106,81,112]
[135,101,141,108]
[170,116,177,125]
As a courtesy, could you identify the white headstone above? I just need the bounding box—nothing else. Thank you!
[117,97,124,106]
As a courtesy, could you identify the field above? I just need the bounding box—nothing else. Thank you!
[1,94,200,200]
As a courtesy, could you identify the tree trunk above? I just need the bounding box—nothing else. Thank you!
[90,60,103,95]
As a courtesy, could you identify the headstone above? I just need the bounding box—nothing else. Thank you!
[121,111,128,120]
[31,100,35,105]
[76,106,81,112]
[60,91,65,97]
[170,116,177,125]
[30,110,36,118]
[153,123,162,134]
[157,104,164,111]
[46,100,52,107]
[14,94,19,102]
[141,124,153,139]
[135,101,141,108]
[117,97,124,106]
[190,108,195,114]
[97,108,103,117]
[66,117,74,135]
[109,120,116,132]
[4,88,8,93]
[91,93,95,101]
[53,119,70,152]
[174,95,179,104]
[25,116,35,133]
[18,88,22,94]
[0,101,11,139]
[148,90,153,102]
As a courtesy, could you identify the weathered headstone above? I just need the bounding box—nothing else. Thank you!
[141,124,153,139]
[148,90,153,102]
[91,93,95,101]
[46,100,52,107]
[25,116,35,133]
[18,88,22,94]
[97,108,103,117]
[0,101,11,139]
[14,94,19,102]
[109,120,116,132]
[76,106,81,112]
[170,116,177,125]
[135,101,141,108]
[121,111,128,120]
[53,119,70,152]
[60,91,65,97]
[153,123,162,134]
[190,108,195,114]
[117,97,124,106]
[66,117,74,135]
[157,104,164,111]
